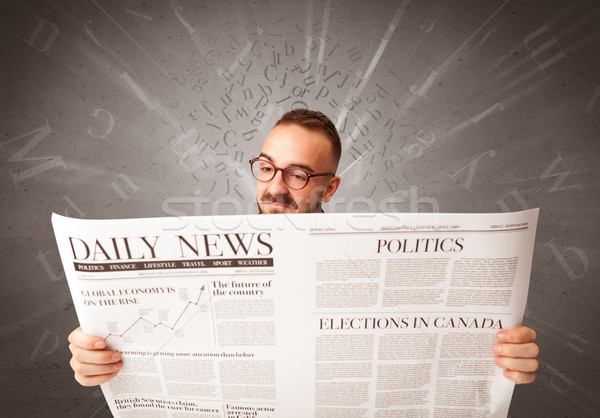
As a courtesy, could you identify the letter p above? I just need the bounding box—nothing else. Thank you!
[30,329,60,361]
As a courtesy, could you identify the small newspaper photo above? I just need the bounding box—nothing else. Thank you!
[52,209,539,418]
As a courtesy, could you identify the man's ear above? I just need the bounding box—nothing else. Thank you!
[322,176,341,203]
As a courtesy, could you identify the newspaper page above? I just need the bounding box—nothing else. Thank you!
[52,209,538,418]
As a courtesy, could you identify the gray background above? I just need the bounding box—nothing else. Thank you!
[1,0,599,416]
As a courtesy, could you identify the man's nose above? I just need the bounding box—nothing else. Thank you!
[267,170,289,194]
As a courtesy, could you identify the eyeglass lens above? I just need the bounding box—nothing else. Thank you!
[252,160,309,189]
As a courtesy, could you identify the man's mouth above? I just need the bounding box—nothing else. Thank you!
[260,194,298,211]
[266,201,289,208]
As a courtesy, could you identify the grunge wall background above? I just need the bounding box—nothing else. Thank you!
[1,0,598,416]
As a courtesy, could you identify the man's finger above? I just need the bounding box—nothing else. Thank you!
[496,325,536,344]
[74,371,120,387]
[70,357,123,377]
[69,344,121,365]
[68,327,107,350]
[503,370,536,385]
[494,356,539,373]
[493,342,539,358]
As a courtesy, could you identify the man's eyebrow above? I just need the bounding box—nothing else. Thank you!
[259,152,273,162]
[258,152,317,173]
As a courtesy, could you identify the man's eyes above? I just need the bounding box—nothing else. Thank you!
[257,163,308,180]
[290,172,308,181]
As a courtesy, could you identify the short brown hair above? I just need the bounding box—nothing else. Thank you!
[274,109,342,169]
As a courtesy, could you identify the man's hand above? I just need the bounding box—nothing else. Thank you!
[68,327,122,386]
[494,325,539,384]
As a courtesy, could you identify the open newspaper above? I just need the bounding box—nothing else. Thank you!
[52,209,538,418]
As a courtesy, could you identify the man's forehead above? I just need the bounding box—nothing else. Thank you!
[258,151,315,172]
[260,124,333,171]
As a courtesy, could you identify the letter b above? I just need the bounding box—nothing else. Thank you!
[545,238,589,282]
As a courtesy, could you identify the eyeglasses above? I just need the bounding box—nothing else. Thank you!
[249,158,333,190]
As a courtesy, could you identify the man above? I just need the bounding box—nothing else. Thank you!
[253,109,342,214]
[68,109,539,386]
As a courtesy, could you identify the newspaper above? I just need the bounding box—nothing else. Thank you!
[52,209,538,418]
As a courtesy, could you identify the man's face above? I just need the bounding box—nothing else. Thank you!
[256,123,341,214]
